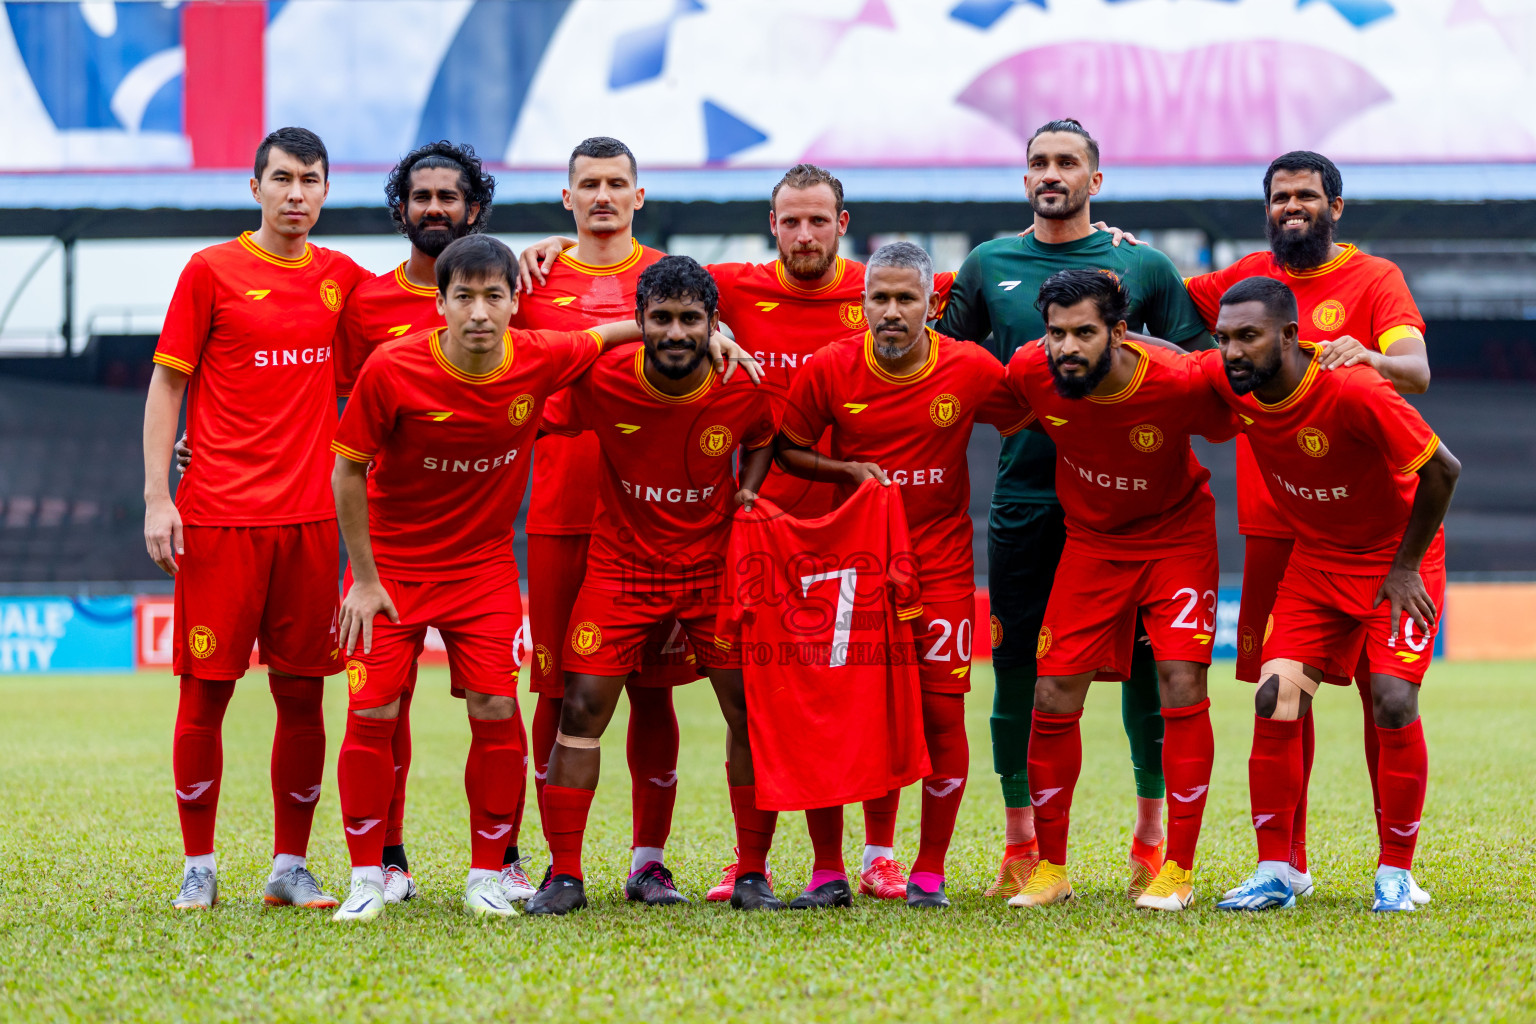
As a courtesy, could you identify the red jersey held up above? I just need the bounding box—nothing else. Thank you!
[780,329,1029,601]
[516,240,665,536]
[716,479,930,811]
[154,232,370,525]
[1197,347,1444,575]
[711,258,955,517]
[541,342,776,593]
[333,262,443,398]
[1186,244,1426,539]
[1004,341,1237,558]
[332,326,603,581]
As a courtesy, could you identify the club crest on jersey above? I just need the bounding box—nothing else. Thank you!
[1297,427,1329,457]
[1239,626,1258,658]
[1130,423,1164,453]
[188,625,217,659]
[1312,299,1346,332]
[534,644,553,678]
[990,614,1004,650]
[346,660,367,695]
[928,393,961,427]
[1036,625,1052,658]
[570,621,603,656]
[839,301,865,330]
[320,279,342,312]
[508,394,535,426]
[699,425,734,456]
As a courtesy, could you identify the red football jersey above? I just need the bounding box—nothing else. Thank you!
[515,240,666,536]
[1004,342,1236,558]
[716,480,929,811]
[1197,348,1444,575]
[154,232,369,525]
[332,326,602,581]
[1186,244,1426,538]
[333,262,443,398]
[541,342,776,592]
[711,258,956,516]
[780,329,1029,600]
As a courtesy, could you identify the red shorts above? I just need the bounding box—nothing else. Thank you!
[526,533,697,696]
[342,566,522,710]
[914,594,977,694]
[564,584,735,677]
[1037,542,1220,679]
[1264,559,1445,686]
[173,521,340,679]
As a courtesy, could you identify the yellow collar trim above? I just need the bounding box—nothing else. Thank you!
[394,262,437,297]
[1286,243,1358,279]
[774,257,847,295]
[558,238,643,276]
[429,328,513,384]
[1255,343,1321,411]
[1087,342,1149,404]
[864,327,940,386]
[633,346,715,404]
[238,231,313,269]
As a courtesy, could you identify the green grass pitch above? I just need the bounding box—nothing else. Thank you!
[3,662,1533,1022]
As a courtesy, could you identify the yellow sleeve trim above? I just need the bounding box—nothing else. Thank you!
[1398,434,1440,475]
[713,636,732,651]
[745,436,775,450]
[998,412,1036,438]
[330,440,375,463]
[152,352,195,375]
[780,425,816,447]
[1376,324,1423,353]
[896,604,924,621]
[585,329,605,353]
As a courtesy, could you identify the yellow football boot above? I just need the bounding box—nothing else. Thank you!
[1135,860,1195,911]
[1006,860,1073,907]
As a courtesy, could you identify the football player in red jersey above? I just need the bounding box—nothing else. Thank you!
[513,137,702,905]
[144,128,371,911]
[328,236,650,922]
[1001,270,1237,911]
[525,256,779,916]
[777,242,1032,909]
[1201,278,1458,913]
[518,164,956,900]
[1185,151,1433,902]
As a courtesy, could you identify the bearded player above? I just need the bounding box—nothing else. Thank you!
[518,163,955,900]
[144,128,371,910]
[1200,278,1458,913]
[1001,269,1236,911]
[513,137,704,905]
[1184,152,1433,903]
[525,256,779,915]
[937,119,1211,898]
[777,242,1032,909]
[328,235,650,922]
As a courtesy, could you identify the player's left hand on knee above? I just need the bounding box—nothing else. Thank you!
[710,332,762,385]
[340,581,399,655]
[1375,565,1435,641]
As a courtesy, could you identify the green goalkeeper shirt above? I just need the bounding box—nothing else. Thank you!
[936,230,1212,529]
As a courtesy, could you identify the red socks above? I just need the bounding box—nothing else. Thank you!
[730,784,777,876]
[805,806,846,873]
[1376,717,1428,869]
[862,789,899,848]
[269,674,326,858]
[544,784,595,880]
[531,695,561,814]
[1160,699,1214,868]
[1291,709,1314,872]
[913,692,968,878]
[172,677,235,856]
[1027,708,1083,865]
[509,709,529,854]
[627,686,680,850]
[384,675,415,848]
[465,715,525,871]
[1249,716,1304,862]
[338,712,397,868]
[1357,677,1385,844]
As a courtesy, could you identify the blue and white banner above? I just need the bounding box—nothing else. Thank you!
[0,595,136,673]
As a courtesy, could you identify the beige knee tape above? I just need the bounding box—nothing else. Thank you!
[1261,659,1319,720]
[554,730,601,750]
